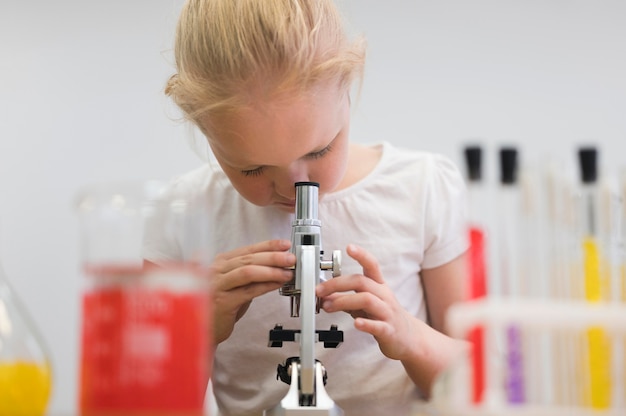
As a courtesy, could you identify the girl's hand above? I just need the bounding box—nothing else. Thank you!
[315,244,417,362]
[210,239,295,345]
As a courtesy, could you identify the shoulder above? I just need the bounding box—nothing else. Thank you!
[164,162,235,199]
[167,163,221,192]
[377,142,465,196]
[383,142,459,172]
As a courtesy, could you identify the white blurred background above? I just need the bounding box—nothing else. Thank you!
[1,1,625,414]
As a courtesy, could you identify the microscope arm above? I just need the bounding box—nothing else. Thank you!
[296,244,319,397]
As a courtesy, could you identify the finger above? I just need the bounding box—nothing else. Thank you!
[346,244,385,284]
[218,239,292,261]
[218,264,293,291]
[354,317,391,339]
[217,280,287,306]
[322,291,389,320]
[316,273,379,298]
[219,250,296,275]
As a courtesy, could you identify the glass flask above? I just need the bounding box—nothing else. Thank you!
[75,181,212,416]
[0,259,53,416]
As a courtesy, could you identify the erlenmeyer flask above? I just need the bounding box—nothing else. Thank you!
[0,260,53,416]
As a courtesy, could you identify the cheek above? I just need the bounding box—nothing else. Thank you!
[223,172,273,206]
[316,146,349,194]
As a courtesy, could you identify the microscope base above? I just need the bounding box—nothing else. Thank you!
[264,362,343,416]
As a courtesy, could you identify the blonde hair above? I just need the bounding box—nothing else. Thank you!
[165,0,366,125]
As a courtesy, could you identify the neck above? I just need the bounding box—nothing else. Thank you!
[336,142,382,191]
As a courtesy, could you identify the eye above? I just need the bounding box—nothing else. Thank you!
[241,166,265,177]
[307,144,333,160]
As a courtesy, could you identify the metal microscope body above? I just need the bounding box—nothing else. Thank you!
[265,182,343,416]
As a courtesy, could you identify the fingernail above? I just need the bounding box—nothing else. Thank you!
[322,300,332,311]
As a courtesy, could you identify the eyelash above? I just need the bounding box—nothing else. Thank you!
[241,167,265,177]
[240,144,333,177]
[307,144,332,160]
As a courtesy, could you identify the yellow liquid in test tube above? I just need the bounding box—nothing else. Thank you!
[0,360,51,416]
[582,237,611,409]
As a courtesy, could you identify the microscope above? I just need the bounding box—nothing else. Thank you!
[265,182,344,415]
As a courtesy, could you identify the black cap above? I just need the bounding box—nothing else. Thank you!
[499,147,518,185]
[295,181,319,188]
[463,146,482,182]
[578,147,597,184]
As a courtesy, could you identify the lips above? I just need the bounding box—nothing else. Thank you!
[275,200,296,209]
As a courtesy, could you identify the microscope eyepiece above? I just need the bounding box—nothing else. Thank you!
[295,182,319,221]
[295,181,319,188]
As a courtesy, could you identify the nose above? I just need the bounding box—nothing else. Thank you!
[273,163,309,199]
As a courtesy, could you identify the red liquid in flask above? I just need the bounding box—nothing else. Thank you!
[79,265,211,416]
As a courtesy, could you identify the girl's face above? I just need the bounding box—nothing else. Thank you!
[202,82,351,212]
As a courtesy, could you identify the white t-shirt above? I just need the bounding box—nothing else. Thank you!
[143,142,468,416]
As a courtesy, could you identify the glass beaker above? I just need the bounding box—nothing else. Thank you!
[0,260,53,416]
[75,181,212,416]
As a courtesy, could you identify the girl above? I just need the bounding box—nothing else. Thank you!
[144,0,468,414]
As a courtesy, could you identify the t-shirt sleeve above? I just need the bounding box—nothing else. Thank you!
[142,169,215,266]
[420,153,469,269]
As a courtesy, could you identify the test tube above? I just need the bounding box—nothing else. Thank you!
[497,147,526,405]
[578,147,612,409]
[463,145,488,404]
